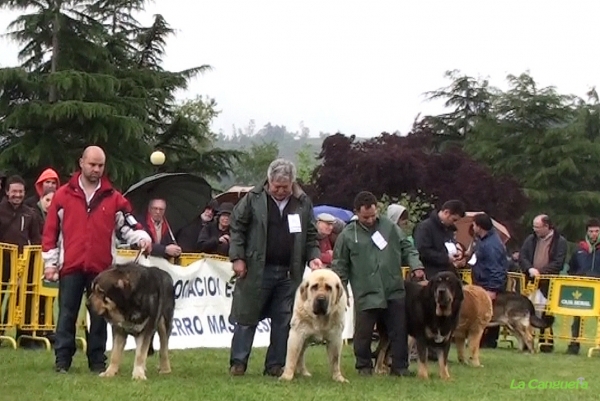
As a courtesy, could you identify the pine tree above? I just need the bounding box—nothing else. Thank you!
[0,0,239,188]
[465,73,600,240]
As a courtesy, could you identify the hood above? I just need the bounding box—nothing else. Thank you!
[35,168,60,196]
[386,204,407,224]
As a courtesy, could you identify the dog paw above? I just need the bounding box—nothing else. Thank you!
[298,370,311,377]
[333,375,349,383]
[279,371,294,381]
[132,367,147,381]
[158,367,171,374]
[99,367,118,378]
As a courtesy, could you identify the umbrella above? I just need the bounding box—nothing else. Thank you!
[313,205,354,223]
[123,173,212,235]
[454,211,511,247]
[215,185,254,206]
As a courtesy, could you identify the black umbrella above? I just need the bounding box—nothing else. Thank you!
[123,173,213,235]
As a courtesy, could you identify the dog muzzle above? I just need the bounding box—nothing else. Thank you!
[313,297,328,316]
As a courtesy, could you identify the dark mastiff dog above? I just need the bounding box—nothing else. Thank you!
[375,271,464,380]
[87,262,175,380]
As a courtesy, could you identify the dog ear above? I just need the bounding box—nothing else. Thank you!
[335,282,343,304]
[299,281,310,302]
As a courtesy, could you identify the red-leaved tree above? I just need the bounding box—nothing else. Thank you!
[308,122,529,241]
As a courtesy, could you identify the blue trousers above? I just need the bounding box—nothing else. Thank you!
[229,265,293,372]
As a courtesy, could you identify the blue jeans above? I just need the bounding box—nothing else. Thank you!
[54,271,107,369]
[229,265,293,372]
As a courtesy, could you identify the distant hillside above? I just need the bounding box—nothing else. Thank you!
[212,121,369,192]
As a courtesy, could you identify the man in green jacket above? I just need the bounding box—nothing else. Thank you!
[332,191,424,376]
[228,158,323,377]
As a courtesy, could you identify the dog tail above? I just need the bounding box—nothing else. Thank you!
[527,297,551,329]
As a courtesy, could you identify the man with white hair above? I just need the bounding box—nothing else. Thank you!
[228,158,323,377]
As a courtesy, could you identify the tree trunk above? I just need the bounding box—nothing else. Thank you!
[49,0,62,102]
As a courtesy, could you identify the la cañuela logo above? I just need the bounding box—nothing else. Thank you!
[510,377,588,390]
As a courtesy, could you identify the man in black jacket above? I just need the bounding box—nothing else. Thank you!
[414,200,466,279]
[519,214,567,353]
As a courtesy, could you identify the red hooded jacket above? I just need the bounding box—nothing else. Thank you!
[35,168,60,196]
[42,173,150,276]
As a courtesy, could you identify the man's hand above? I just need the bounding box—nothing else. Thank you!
[138,238,152,255]
[309,258,323,270]
[233,259,247,278]
[44,266,59,282]
[528,268,540,278]
[219,235,230,243]
[165,244,182,257]
[326,250,333,256]
[412,268,425,280]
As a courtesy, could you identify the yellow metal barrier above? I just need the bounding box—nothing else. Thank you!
[543,275,600,357]
[0,243,20,349]
[15,246,87,351]
[16,246,53,349]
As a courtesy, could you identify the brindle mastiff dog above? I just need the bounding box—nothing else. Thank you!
[87,262,175,380]
[375,271,464,380]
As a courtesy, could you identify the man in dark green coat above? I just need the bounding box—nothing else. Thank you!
[332,191,424,377]
[228,158,323,377]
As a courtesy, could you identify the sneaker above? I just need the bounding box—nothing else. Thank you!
[230,364,246,376]
[539,343,554,353]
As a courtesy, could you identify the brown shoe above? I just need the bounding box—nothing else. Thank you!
[230,364,246,376]
[263,366,283,377]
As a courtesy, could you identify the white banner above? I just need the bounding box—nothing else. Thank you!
[95,255,354,351]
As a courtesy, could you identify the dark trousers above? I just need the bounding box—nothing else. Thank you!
[230,265,293,371]
[55,271,107,369]
[537,280,554,345]
[571,317,582,344]
[354,298,408,372]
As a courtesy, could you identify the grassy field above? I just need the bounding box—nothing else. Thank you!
[1,340,599,401]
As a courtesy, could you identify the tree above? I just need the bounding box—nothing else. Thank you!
[154,95,242,179]
[422,69,496,149]
[0,0,238,190]
[230,141,279,185]
[311,126,528,236]
[295,143,317,185]
[463,72,600,240]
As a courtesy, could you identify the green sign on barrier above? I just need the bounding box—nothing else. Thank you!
[558,286,594,310]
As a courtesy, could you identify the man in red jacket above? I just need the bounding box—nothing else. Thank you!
[42,146,152,374]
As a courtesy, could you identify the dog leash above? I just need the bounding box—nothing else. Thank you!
[133,248,145,264]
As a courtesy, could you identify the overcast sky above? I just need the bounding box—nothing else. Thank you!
[1,0,599,137]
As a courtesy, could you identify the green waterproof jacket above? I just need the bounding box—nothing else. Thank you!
[228,181,321,326]
[331,215,423,311]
